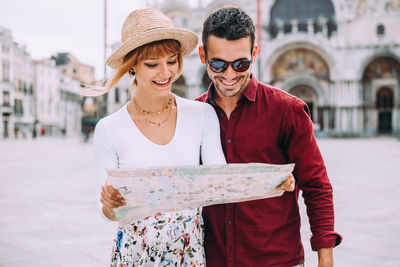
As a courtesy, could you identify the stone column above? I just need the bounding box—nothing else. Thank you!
[275,18,284,37]
[394,107,399,135]
[333,108,339,133]
[319,17,328,37]
[307,19,314,35]
[323,108,329,133]
[291,19,299,34]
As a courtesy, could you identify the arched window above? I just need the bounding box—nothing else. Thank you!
[172,76,187,98]
[271,48,330,82]
[376,88,394,133]
[376,24,385,36]
[114,87,120,103]
[202,71,212,93]
[269,0,337,39]
[362,57,400,82]
[376,88,393,109]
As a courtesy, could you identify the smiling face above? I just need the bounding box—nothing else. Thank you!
[134,54,179,97]
[199,35,258,102]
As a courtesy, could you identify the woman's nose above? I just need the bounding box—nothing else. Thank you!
[159,63,170,77]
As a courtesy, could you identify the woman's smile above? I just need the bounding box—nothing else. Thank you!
[153,78,171,87]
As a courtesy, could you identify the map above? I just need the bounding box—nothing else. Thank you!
[107,163,295,225]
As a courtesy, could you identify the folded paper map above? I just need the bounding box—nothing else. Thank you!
[107,163,295,225]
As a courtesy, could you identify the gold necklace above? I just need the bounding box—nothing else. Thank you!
[132,96,174,127]
[132,96,172,116]
[143,106,172,127]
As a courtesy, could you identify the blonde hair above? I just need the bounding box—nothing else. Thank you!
[80,39,183,97]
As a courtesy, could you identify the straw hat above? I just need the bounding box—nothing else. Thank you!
[106,8,199,69]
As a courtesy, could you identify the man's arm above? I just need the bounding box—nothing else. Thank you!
[281,98,342,253]
[318,247,333,267]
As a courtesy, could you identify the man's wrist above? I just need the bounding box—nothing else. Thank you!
[317,247,333,267]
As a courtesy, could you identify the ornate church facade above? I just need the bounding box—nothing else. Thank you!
[109,0,400,137]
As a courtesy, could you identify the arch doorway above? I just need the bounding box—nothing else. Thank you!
[270,48,330,85]
[289,85,319,124]
[362,56,400,134]
[376,87,393,133]
[172,76,187,98]
[202,71,212,93]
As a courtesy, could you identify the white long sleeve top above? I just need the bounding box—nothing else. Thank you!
[93,95,226,220]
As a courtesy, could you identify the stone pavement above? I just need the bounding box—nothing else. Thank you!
[0,137,399,266]
[300,137,400,267]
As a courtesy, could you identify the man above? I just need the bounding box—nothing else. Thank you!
[196,7,342,267]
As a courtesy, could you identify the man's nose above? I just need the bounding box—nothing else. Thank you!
[223,64,237,80]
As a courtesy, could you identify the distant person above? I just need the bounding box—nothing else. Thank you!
[40,126,46,136]
[14,126,19,139]
[32,128,37,139]
[196,7,342,267]
[22,128,27,139]
[82,125,90,143]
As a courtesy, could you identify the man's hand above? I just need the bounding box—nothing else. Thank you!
[318,247,333,267]
[277,174,295,192]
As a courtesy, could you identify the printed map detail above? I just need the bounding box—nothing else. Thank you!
[107,163,295,225]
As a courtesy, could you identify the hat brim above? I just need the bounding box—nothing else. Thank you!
[106,28,198,69]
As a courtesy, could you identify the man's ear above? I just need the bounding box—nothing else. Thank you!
[199,45,207,64]
[252,44,259,63]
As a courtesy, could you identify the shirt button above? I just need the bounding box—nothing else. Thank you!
[220,113,224,117]
[228,220,232,224]
[227,139,232,143]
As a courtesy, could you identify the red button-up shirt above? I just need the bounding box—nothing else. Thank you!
[196,75,342,267]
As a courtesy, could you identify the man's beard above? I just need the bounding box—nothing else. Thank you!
[213,73,251,98]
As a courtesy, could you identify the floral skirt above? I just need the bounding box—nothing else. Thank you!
[111,208,205,267]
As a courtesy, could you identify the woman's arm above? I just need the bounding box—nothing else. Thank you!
[93,119,125,221]
[200,103,226,165]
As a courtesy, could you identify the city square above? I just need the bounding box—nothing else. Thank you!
[1,1,400,266]
[0,136,399,266]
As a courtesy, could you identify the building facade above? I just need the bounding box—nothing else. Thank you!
[51,53,95,85]
[0,27,15,138]
[59,75,82,137]
[0,27,89,140]
[132,0,400,137]
[107,73,131,114]
[52,52,97,137]
[14,44,35,138]
[33,58,62,136]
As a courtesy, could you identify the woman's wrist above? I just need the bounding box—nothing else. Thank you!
[102,205,117,221]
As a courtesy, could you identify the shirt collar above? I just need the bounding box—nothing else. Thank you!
[205,74,257,105]
[242,74,257,102]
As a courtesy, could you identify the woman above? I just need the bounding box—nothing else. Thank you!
[90,7,294,266]
[92,8,226,266]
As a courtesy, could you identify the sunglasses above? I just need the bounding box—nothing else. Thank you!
[206,57,253,73]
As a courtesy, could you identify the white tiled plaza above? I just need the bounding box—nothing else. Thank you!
[0,137,399,266]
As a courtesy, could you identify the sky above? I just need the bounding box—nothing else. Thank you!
[0,0,147,79]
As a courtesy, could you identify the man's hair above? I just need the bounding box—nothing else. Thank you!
[202,7,255,52]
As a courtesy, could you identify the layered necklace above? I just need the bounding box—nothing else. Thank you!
[132,95,173,127]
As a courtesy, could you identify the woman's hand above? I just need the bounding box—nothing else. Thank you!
[100,182,126,220]
[277,174,295,192]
